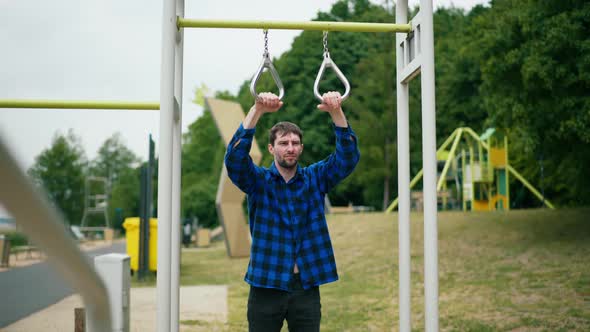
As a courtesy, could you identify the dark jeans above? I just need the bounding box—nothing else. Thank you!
[247,274,321,332]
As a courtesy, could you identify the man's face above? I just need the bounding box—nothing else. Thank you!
[268,132,303,169]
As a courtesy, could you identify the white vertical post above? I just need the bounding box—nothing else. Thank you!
[395,1,411,331]
[170,0,184,331]
[157,0,176,331]
[94,254,131,332]
[420,0,439,331]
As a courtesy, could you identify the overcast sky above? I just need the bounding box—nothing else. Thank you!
[0,0,487,217]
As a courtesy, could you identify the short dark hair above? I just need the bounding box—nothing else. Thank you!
[269,122,303,146]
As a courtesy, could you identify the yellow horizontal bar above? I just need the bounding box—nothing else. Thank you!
[0,99,160,110]
[178,18,412,33]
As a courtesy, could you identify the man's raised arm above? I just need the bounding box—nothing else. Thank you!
[310,91,360,193]
[224,92,283,194]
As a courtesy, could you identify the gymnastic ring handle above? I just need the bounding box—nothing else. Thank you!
[250,53,285,100]
[313,52,350,102]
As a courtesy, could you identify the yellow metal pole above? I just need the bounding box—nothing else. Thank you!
[436,129,463,191]
[178,18,412,33]
[0,99,159,110]
[442,181,447,211]
[463,128,490,150]
[505,136,510,210]
[437,128,460,156]
[462,149,467,211]
[386,128,479,213]
[486,138,494,211]
[385,169,424,213]
[507,165,555,209]
[469,143,475,210]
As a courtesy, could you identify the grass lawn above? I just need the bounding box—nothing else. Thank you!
[149,208,590,331]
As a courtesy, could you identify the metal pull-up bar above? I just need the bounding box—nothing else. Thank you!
[177,18,412,33]
[0,20,411,111]
[0,99,159,110]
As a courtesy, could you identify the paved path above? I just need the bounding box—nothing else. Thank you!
[0,242,125,328]
[1,286,228,332]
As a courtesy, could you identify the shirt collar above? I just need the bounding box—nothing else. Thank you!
[269,161,304,182]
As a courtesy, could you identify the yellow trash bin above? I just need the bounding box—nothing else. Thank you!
[122,217,158,272]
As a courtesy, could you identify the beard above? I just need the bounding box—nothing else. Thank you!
[277,155,298,169]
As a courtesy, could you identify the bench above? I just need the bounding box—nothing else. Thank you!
[11,245,44,260]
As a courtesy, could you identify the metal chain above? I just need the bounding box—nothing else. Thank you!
[263,29,269,58]
[323,31,330,57]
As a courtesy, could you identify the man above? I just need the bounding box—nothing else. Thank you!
[224,91,360,332]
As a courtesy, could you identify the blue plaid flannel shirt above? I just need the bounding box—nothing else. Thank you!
[224,123,360,291]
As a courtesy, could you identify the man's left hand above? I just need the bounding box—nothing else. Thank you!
[317,91,343,113]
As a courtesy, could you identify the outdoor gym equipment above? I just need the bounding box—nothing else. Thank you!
[0,1,435,331]
[249,29,351,102]
[314,31,351,101]
[250,30,285,100]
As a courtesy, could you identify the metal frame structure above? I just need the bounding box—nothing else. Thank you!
[0,1,437,331]
[160,1,437,331]
[395,1,438,331]
[80,176,110,231]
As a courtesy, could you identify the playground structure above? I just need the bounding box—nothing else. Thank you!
[386,127,555,213]
[0,0,437,331]
[206,98,257,258]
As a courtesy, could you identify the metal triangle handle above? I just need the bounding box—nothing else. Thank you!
[250,54,285,100]
[313,55,351,102]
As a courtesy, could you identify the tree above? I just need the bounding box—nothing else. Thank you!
[87,133,142,229]
[89,132,140,184]
[109,166,141,230]
[184,0,590,210]
[181,91,229,228]
[28,130,87,225]
[471,0,590,205]
[233,0,384,207]
[347,49,397,209]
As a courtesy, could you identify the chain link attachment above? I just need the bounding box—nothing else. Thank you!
[322,31,330,58]
[314,31,350,102]
[250,29,285,100]
[263,29,269,58]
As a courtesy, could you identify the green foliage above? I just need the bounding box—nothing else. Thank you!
[30,0,590,217]
[181,108,226,228]
[89,132,140,183]
[468,0,590,205]
[193,83,212,107]
[109,166,141,230]
[233,0,589,208]
[28,130,86,225]
[433,7,488,137]
[89,133,142,229]
[2,231,28,247]
[234,0,388,207]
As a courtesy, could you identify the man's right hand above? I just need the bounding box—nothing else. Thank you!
[255,92,283,113]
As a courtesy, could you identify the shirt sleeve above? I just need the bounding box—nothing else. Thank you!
[224,123,260,195]
[309,124,360,193]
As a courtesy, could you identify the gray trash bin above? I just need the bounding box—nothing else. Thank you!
[0,234,10,267]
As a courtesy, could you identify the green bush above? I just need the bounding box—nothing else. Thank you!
[2,231,29,247]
